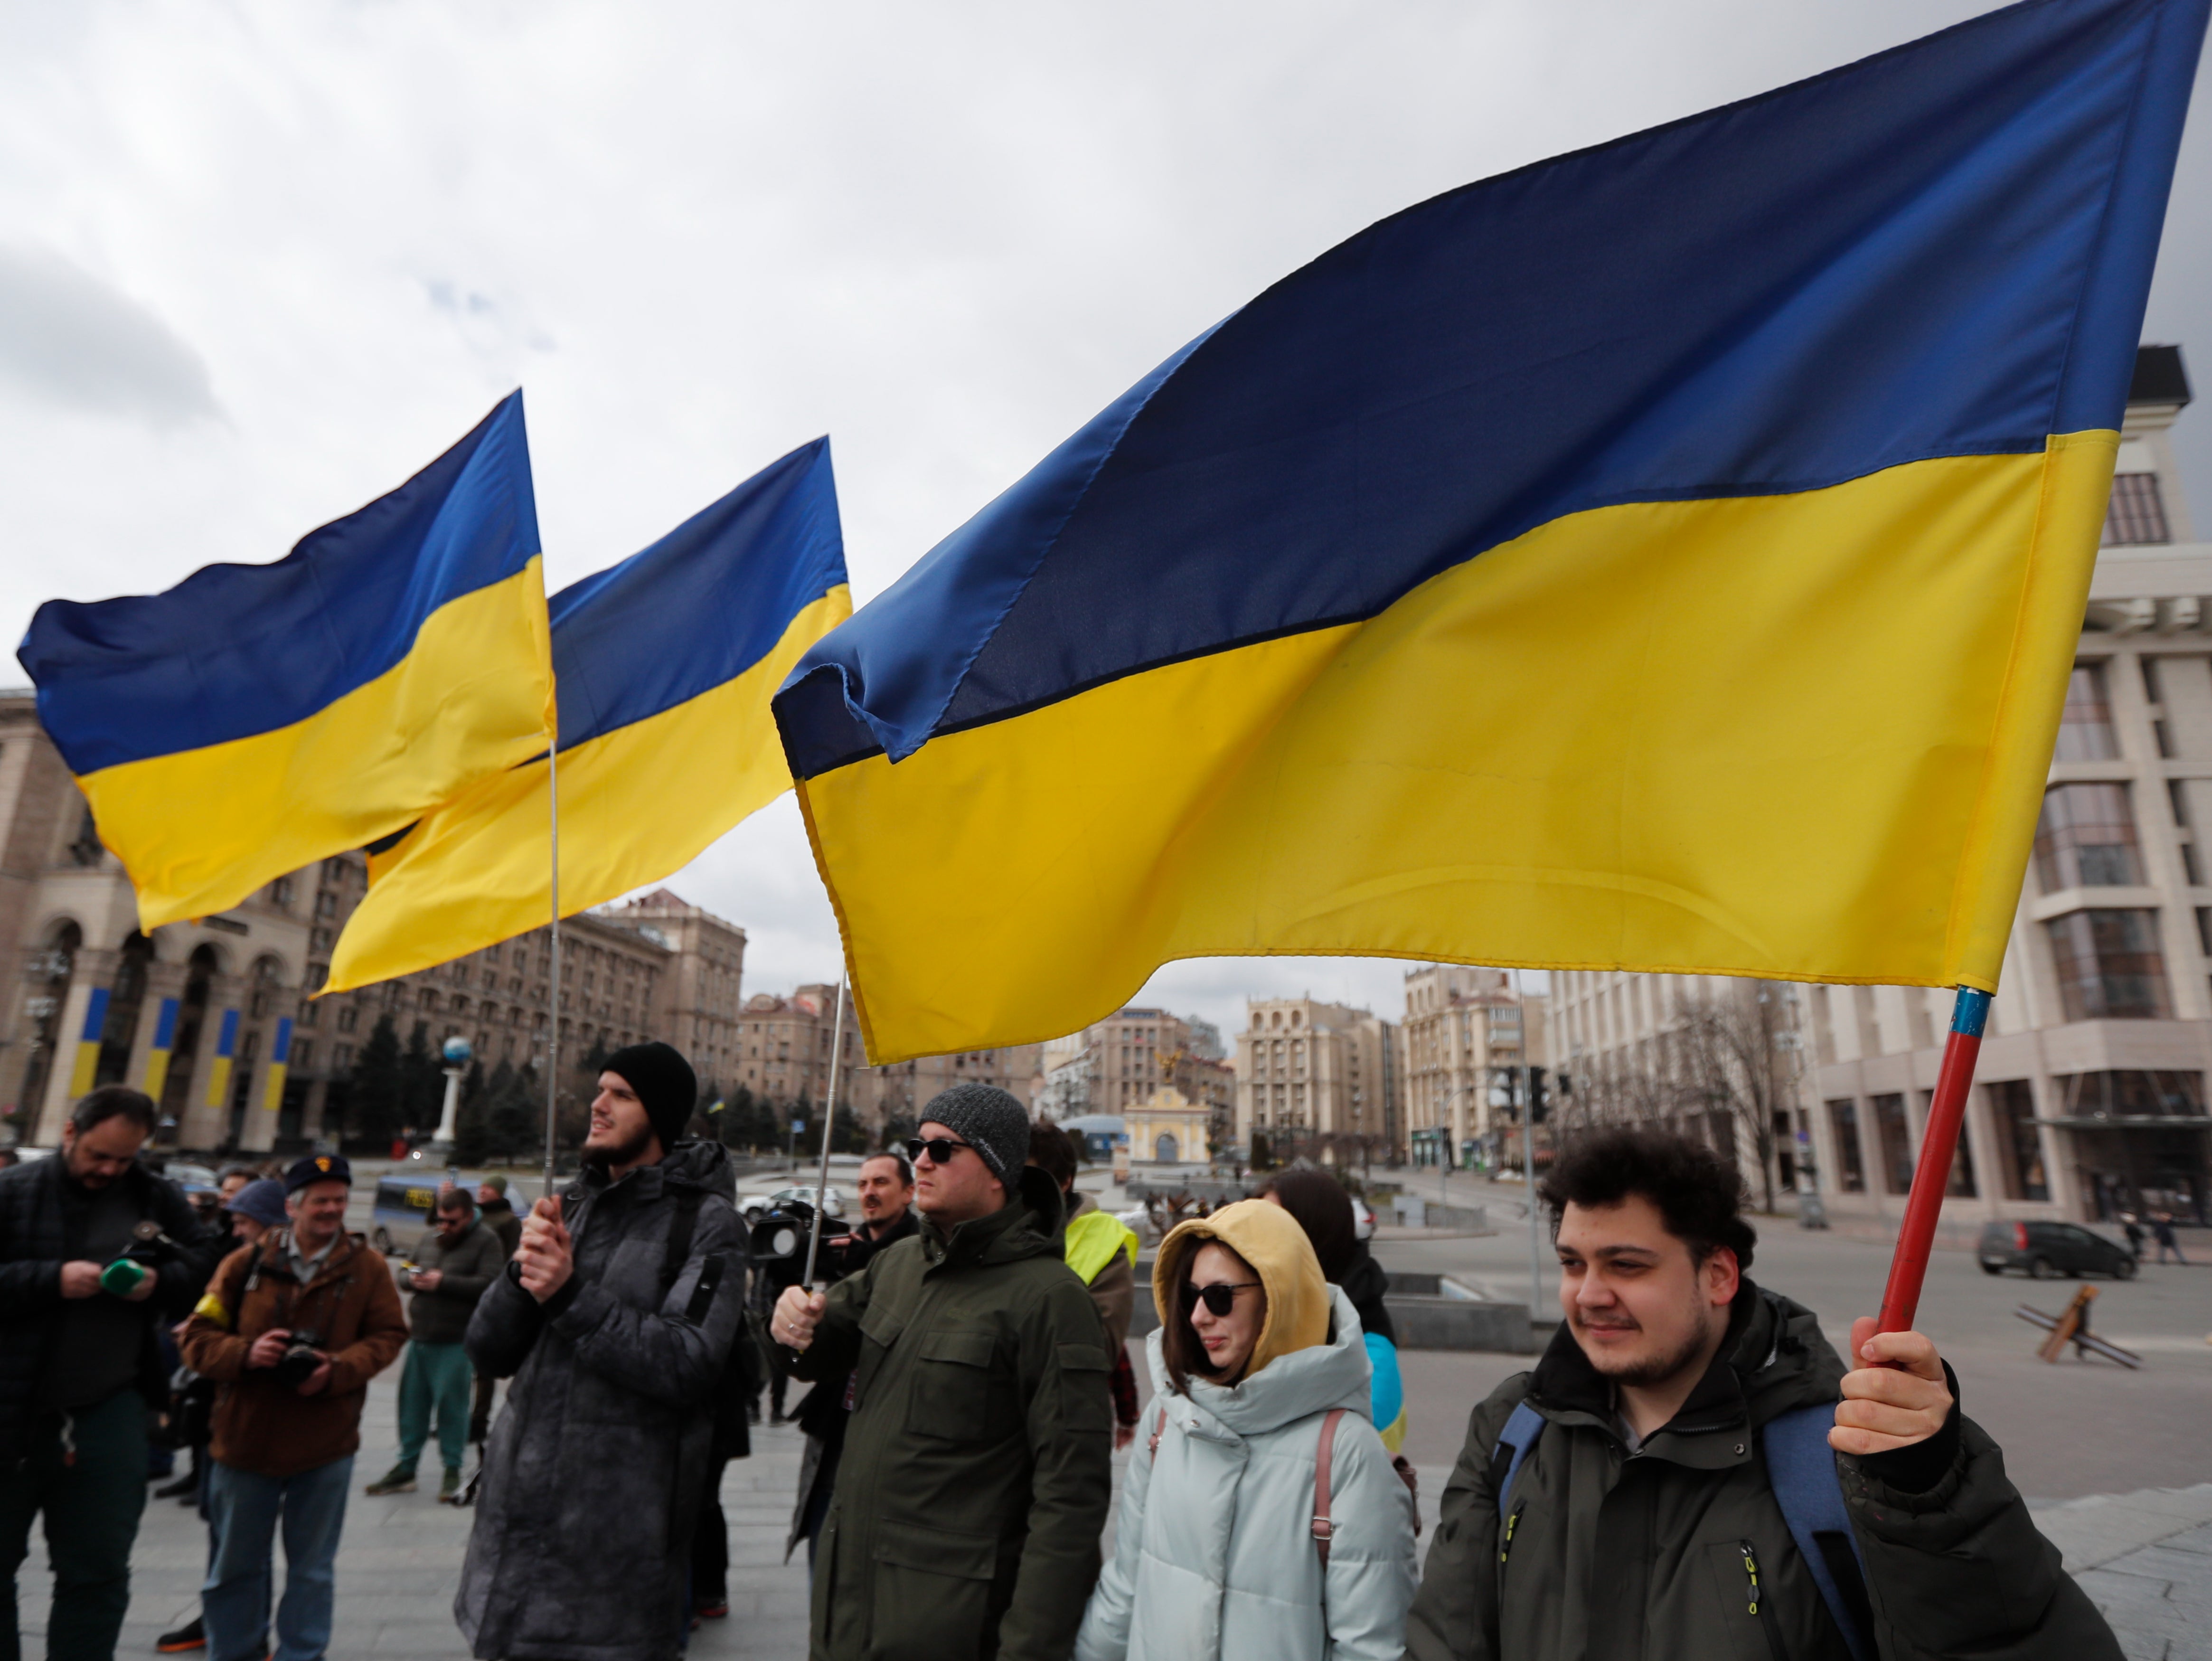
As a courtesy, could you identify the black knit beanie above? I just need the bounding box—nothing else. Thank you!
[602,1041,697,1152]
[919,1083,1031,1189]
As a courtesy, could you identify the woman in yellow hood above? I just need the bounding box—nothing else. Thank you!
[1076,1200,1417,1661]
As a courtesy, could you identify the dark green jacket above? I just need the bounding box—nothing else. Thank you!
[1407,1282,2118,1661]
[784,1166,1113,1661]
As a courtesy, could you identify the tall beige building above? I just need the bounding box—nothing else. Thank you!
[600,889,747,1086]
[1234,996,1399,1164]
[1399,965,1547,1167]
[1556,346,2212,1230]
[0,689,748,1154]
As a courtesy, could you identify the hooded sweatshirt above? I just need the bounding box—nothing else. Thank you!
[1076,1200,1418,1661]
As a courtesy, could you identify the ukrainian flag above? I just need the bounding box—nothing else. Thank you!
[19,394,554,931]
[326,438,849,991]
[775,0,2207,1064]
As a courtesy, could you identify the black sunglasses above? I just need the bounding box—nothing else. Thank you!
[1182,1280,1262,1317]
[904,1136,976,1166]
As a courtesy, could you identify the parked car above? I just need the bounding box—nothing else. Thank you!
[1978,1219,2139,1280]
[370,1172,452,1254]
[742,1185,847,1223]
[160,1161,221,1199]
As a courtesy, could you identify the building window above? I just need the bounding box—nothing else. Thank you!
[271,877,294,910]
[292,1039,313,1072]
[334,1043,354,1069]
[2054,1068,2206,1119]
[1871,1094,1914,1196]
[1988,1079,2049,1201]
[2104,472,2171,546]
[2034,783,2142,890]
[337,1004,359,1034]
[2045,909,2170,1020]
[2052,664,2119,763]
[315,891,337,918]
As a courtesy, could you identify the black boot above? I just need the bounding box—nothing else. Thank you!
[156,1615,205,1653]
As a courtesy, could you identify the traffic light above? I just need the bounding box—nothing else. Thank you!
[1528,1066,1549,1124]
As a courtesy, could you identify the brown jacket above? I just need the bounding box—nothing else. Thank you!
[180,1228,408,1478]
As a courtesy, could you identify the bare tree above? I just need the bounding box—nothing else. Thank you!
[1675,982,1795,1213]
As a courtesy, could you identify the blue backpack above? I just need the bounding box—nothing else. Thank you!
[1493,1400,1874,1661]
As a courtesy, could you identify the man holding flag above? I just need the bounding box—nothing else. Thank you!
[1407,1127,2114,1661]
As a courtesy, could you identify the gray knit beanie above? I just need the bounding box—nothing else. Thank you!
[920,1084,1031,1189]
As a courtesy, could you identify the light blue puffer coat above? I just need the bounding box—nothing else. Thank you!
[1076,1285,1418,1661]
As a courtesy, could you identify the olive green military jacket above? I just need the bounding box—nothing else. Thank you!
[1407,1283,2119,1661]
[784,1166,1115,1661]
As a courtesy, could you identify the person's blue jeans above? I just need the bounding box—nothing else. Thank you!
[202,1457,352,1661]
[395,1341,472,1475]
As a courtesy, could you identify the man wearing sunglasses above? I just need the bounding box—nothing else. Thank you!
[773,1084,1112,1661]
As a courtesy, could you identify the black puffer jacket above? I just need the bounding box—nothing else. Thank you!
[1407,1281,2118,1661]
[0,1155,216,1462]
[456,1139,748,1661]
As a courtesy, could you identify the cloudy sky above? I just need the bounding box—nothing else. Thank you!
[4,1,2207,1042]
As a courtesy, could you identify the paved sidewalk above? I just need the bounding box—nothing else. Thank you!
[2033,1483,2212,1661]
[20,1370,2212,1659]
[21,1373,812,1661]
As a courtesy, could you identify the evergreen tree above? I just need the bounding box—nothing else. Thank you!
[346,1013,405,1146]
[401,1022,444,1132]
[830,1103,868,1155]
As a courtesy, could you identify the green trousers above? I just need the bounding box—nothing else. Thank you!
[0,1390,150,1661]
[395,1341,472,1475]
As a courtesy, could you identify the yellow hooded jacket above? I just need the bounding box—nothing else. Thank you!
[1151,1199,1330,1382]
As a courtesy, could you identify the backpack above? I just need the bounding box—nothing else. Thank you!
[1492,1399,1874,1661]
[658,1188,756,1460]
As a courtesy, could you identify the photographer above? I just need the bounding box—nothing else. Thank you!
[180,1155,406,1661]
[781,1150,919,1572]
[0,1086,216,1661]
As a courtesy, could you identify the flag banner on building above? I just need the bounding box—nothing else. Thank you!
[774,0,2207,1064]
[326,438,849,992]
[18,394,553,931]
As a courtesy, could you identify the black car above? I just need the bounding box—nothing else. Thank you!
[1978,1219,2138,1280]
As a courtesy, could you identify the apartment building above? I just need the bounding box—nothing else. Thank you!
[1399,964,1547,1167]
[1233,996,1399,1162]
[1556,346,2212,1229]
[601,889,747,1085]
[0,690,745,1153]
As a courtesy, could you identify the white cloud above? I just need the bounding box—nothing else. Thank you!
[0,243,217,426]
[4,1,2205,1035]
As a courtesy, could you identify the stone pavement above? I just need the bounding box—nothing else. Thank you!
[19,1369,2212,1659]
[22,1371,813,1661]
[2034,1484,2212,1661]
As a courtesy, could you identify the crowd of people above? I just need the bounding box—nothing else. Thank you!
[1,1043,2127,1661]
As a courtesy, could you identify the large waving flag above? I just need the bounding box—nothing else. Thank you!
[775,0,2208,1064]
[20,394,552,931]
[326,438,849,992]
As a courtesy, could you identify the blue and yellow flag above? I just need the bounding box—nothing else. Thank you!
[326,438,849,991]
[19,394,553,930]
[775,0,2207,1064]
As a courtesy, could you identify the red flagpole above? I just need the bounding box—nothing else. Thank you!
[1874,986,1993,1335]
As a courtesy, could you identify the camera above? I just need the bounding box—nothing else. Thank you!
[748,1201,866,1298]
[272,1328,324,1390]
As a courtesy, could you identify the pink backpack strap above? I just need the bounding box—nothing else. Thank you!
[1147,1403,1168,1456]
[1312,1407,1346,1567]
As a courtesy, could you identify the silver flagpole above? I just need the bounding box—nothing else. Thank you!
[800,980,849,1289]
[542,738,562,1201]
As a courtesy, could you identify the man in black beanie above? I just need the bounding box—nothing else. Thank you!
[773,1083,1112,1661]
[455,1042,748,1661]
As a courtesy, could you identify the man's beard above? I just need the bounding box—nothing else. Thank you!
[1579,1307,1721,1389]
[586,1122,656,1171]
